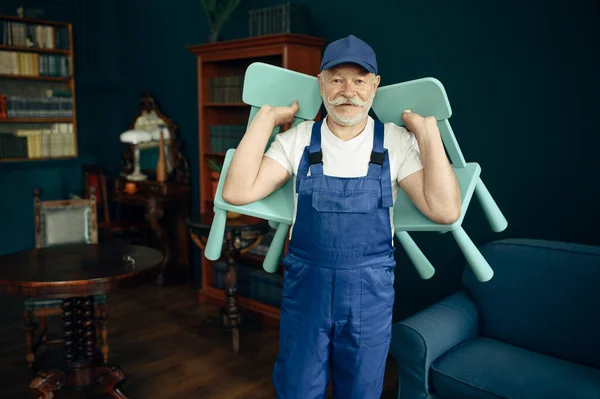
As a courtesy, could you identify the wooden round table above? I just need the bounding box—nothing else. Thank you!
[0,243,164,399]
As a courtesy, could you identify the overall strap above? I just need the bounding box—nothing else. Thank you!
[367,120,393,208]
[296,120,324,190]
[307,120,324,176]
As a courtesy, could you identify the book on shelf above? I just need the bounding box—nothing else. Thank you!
[0,19,70,49]
[0,95,6,118]
[209,125,245,153]
[248,2,311,37]
[212,259,283,308]
[0,51,71,77]
[209,75,244,103]
[0,93,73,118]
[0,123,76,159]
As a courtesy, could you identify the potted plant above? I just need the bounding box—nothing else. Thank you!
[206,158,241,218]
[200,0,243,42]
[206,158,222,198]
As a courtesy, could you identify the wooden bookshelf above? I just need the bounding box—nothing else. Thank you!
[188,34,327,323]
[0,14,77,163]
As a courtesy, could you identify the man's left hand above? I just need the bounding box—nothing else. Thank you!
[401,109,438,137]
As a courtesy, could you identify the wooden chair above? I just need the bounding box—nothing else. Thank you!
[82,163,146,243]
[23,187,109,369]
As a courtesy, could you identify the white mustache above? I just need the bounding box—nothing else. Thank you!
[326,95,367,106]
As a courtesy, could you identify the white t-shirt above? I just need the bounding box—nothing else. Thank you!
[264,115,423,237]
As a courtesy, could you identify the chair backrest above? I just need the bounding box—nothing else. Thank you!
[371,77,466,167]
[203,63,324,265]
[211,62,324,224]
[242,62,323,148]
[463,238,600,369]
[33,187,98,248]
[82,163,110,223]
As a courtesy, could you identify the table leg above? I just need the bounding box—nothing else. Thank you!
[198,230,261,354]
[222,230,241,354]
[147,197,169,285]
[29,296,128,398]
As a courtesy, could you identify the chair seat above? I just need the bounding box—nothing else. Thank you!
[393,163,481,232]
[214,149,295,225]
[431,337,600,399]
[25,294,107,311]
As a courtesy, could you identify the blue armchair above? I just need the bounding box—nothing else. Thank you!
[390,238,600,399]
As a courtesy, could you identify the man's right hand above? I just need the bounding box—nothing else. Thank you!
[221,101,297,206]
[269,100,300,126]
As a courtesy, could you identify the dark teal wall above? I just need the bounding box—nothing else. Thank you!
[1,0,598,318]
[114,0,279,214]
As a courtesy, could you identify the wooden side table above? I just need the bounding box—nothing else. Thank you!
[187,213,270,354]
[113,178,191,284]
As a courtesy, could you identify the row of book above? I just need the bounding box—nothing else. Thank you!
[212,259,283,307]
[0,51,71,77]
[0,123,76,159]
[0,20,69,49]
[210,125,246,152]
[0,94,73,119]
[249,2,311,37]
[246,228,276,257]
[209,75,244,103]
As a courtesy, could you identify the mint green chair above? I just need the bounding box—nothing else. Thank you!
[204,63,507,282]
[372,78,507,282]
[204,63,321,273]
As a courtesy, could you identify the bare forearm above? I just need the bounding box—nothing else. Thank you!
[223,106,276,199]
[416,122,461,223]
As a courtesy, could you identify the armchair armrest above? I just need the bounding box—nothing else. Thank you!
[390,291,479,399]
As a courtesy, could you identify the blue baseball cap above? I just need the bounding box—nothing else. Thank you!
[320,35,378,75]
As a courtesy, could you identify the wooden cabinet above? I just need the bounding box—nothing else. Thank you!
[187,34,327,323]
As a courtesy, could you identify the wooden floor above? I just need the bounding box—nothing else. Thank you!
[0,281,399,398]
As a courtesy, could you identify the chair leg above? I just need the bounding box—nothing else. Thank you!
[451,227,494,282]
[39,316,48,345]
[474,178,508,233]
[96,303,109,364]
[22,310,36,369]
[395,231,436,280]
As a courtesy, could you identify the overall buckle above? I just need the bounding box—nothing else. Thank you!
[309,151,323,165]
[370,151,385,166]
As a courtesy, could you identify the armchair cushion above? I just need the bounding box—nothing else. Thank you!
[463,238,600,369]
[40,205,94,247]
[431,337,600,399]
[390,291,478,399]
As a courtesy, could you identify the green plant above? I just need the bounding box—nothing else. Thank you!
[200,0,243,40]
[206,158,222,173]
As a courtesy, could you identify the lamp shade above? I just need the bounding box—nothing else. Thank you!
[120,130,152,144]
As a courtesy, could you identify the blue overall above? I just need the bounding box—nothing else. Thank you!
[272,119,396,399]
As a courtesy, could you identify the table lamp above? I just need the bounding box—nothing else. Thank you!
[120,130,152,181]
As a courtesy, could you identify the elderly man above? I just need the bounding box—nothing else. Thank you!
[222,35,461,399]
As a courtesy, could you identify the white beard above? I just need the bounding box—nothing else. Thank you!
[322,92,375,127]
